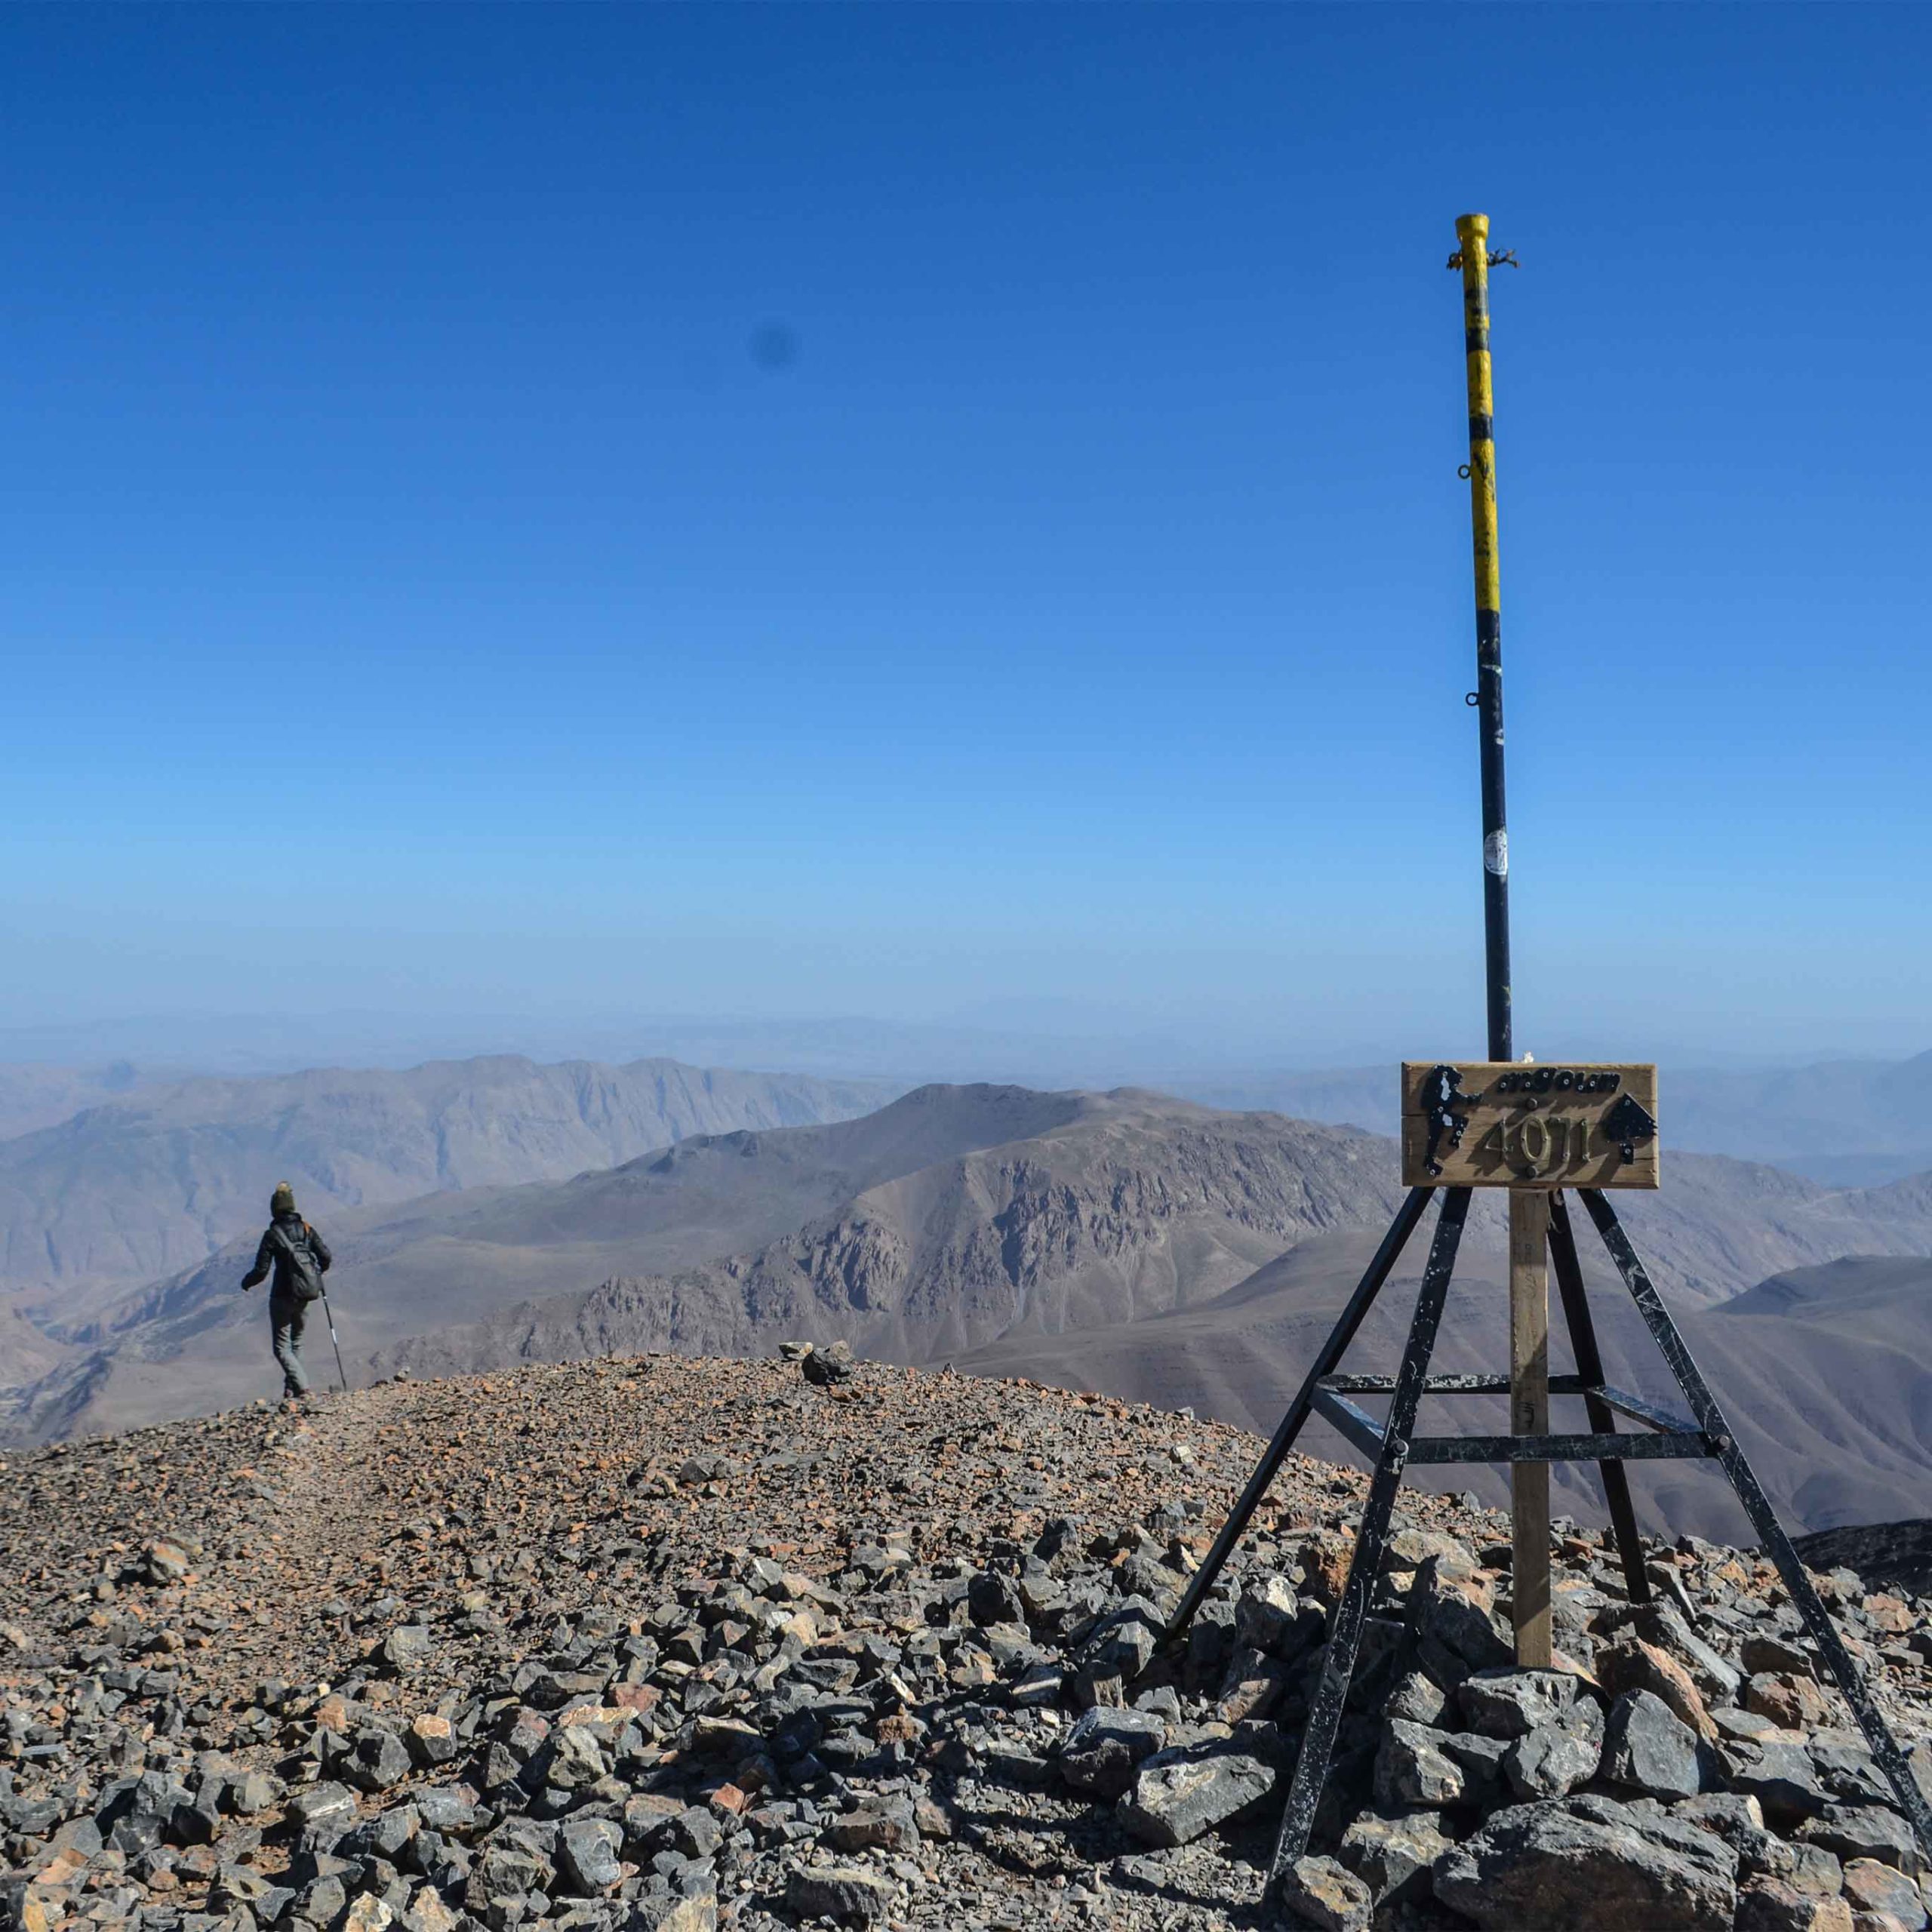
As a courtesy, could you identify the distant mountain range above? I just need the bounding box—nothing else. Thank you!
[0,1054,894,1373]
[6,1079,1928,1544]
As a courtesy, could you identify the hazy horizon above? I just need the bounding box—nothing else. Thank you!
[0,1003,1924,1090]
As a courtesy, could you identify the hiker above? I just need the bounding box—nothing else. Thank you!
[240,1181,333,1404]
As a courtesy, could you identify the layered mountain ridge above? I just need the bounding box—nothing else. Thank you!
[7,1081,1928,1546]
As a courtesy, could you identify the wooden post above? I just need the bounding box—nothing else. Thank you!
[1509,1186,1552,1666]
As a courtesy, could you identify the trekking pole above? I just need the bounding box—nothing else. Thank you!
[319,1289,349,1393]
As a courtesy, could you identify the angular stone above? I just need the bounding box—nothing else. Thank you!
[299,1874,350,1927]
[540,1723,609,1790]
[641,1901,718,1932]
[378,1626,433,1675]
[400,1885,460,1932]
[1743,1635,1815,1679]
[1795,1804,1922,1872]
[1299,1530,1355,1607]
[1385,1669,1447,1728]
[343,1898,395,1932]
[1747,1673,1832,1730]
[1373,1720,1463,1809]
[1841,1857,1927,1928]
[1508,1720,1604,1799]
[1810,1744,1893,1810]
[1409,1555,1511,1672]
[406,1715,457,1767]
[413,1789,480,1840]
[1277,1854,1372,1932]
[1234,1576,1302,1656]
[1118,1746,1274,1849]
[966,1570,1024,1629]
[1435,1797,1740,1932]
[1726,1742,1828,1828]
[348,1727,414,1793]
[667,1804,721,1861]
[469,1835,555,1905]
[1215,1645,1289,1724]
[142,1540,191,1583]
[287,1782,358,1839]
[1458,1668,1592,1740]
[824,1798,918,1854]
[800,1341,857,1387]
[228,1770,285,1816]
[782,1863,891,1923]
[555,1818,622,1895]
[1440,1730,1512,1811]
[1058,1705,1165,1800]
[1598,1638,1718,1743]
[1338,1808,1453,1906]
[1084,1600,1161,1682]
[1604,1689,1703,1801]
[1734,1883,1855,1932]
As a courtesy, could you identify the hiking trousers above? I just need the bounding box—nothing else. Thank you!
[269,1291,311,1398]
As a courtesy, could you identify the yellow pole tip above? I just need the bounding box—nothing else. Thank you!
[1455,212,1491,241]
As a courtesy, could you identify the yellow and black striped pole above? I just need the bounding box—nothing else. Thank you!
[1456,214,1550,1667]
[1454,211,1513,1063]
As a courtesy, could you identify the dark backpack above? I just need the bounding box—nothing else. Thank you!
[272,1220,328,1303]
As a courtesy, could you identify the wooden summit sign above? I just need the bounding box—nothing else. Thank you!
[1400,1061,1660,1189]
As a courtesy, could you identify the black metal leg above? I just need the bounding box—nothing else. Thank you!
[1579,1189,1932,1862]
[1161,1186,1434,1650]
[1268,1189,1471,1891]
[1548,1189,1650,1605]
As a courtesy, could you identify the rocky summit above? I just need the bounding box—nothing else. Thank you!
[1,1355,1928,1932]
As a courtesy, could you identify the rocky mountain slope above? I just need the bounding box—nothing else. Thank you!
[965,1244,1932,1544]
[6,1087,1932,1542]
[0,1055,894,1343]
[0,1088,1407,1444]
[0,1353,1927,1932]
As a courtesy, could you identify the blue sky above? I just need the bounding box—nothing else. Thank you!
[4,5,1928,1066]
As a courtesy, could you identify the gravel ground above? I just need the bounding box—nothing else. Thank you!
[2,1352,1927,1932]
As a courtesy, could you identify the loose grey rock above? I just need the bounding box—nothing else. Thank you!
[349,1726,414,1793]
[556,1817,623,1895]
[782,1863,891,1923]
[1724,1741,1828,1827]
[1058,1704,1166,1799]
[1604,1688,1704,1801]
[377,1625,432,1674]
[1435,1796,1740,1931]
[1278,1853,1373,1932]
[1458,1668,1592,1740]
[1409,1555,1512,1673]
[1118,1745,1275,1848]
[1507,1718,1604,1799]
[1374,1720,1464,1809]
[1841,1857,1927,1927]
[1234,1575,1302,1656]
[1795,1801,1923,1871]
[1338,1808,1452,1906]
[1733,1881,1855,1930]
[800,1341,857,1388]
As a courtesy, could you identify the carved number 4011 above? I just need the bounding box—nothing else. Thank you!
[1477,1117,1593,1174]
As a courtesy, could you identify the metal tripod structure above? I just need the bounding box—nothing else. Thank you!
[1159,214,1932,1896]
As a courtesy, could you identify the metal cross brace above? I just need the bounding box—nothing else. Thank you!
[1159,1184,1932,1903]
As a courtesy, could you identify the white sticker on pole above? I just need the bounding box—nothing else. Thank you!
[1484,831,1509,878]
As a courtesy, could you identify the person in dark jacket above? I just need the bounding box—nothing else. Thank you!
[240,1181,333,1403]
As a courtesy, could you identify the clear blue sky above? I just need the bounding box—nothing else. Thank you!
[5,5,1928,1066]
